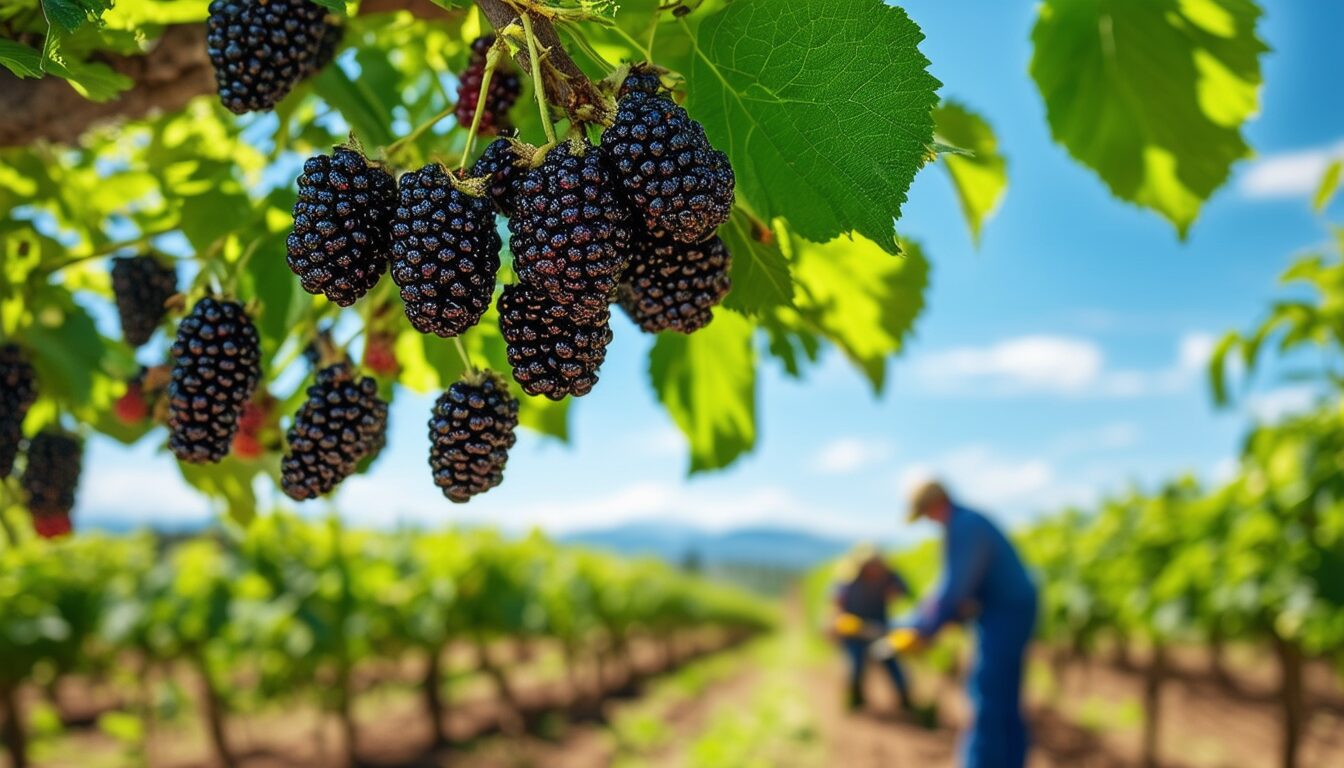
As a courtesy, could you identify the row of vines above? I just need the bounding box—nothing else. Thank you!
[0,511,774,767]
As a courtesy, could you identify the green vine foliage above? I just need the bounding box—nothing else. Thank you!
[0,0,1267,522]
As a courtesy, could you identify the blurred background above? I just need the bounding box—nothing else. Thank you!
[2,0,1344,766]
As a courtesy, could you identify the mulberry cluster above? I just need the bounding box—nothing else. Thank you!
[206,0,335,114]
[288,147,398,307]
[111,255,177,347]
[618,233,731,334]
[167,298,262,464]
[601,69,735,244]
[509,139,631,319]
[428,371,518,503]
[280,363,387,500]
[497,283,612,400]
[391,163,502,336]
[1,345,37,477]
[21,431,82,536]
[455,36,521,137]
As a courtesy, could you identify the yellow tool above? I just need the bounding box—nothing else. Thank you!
[888,627,922,653]
[834,612,865,637]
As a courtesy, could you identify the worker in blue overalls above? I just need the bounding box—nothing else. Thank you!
[903,480,1037,768]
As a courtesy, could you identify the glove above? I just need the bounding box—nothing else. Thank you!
[888,627,923,654]
[834,612,864,637]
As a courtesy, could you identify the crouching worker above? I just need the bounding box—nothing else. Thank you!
[831,549,913,712]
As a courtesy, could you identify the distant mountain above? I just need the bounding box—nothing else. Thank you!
[559,520,850,571]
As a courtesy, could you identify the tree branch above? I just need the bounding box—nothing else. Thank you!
[0,0,452,148]
[473,0,612,128]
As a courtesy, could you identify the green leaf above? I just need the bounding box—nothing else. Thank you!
[719,211,794,316]
[41,32,134,102]
[649,309,756,473]
[41,0,110,33]
[180,458,258,526]
[23,288,106,408]
[1314,160,1342,213]
[933,101,1008,245]
[685,0,940,254]
[0,40,44,78]
[789,234,929,393]
[312,60,396,149]
[1030,0,1266,236]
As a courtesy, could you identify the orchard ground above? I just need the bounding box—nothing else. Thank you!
[19,606,1344,768]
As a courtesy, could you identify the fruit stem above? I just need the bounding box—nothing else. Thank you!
[521,13,558,145]
[387,103,457,163]
[40,227,179,275]
[460,39,505,173]
[453,335,478,375]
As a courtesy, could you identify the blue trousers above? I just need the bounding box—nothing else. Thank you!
[843,638,910,705]
[962,604,1035,768]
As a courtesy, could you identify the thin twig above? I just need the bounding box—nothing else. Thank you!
[521,13,558,144]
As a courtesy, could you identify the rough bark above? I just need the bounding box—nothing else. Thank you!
[336,665,358,768]
[422,647,448,746]
[0,0,604,148]
[0,683,28,768]
[194,656,235,768]
[1273,633,1305,768]
[1141,644,1165,768]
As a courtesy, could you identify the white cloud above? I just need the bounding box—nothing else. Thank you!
[896,445,1101,524]
[915,335,1103,395]
[911,331,1215,398]
[1245,385,1319,423]
[77,460,211,524]
[811,437,894,475]
[1239,140,1344,199]
[1050,422,1141,454]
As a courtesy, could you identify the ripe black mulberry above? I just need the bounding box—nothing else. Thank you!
[287,147,397,307]
[601,69,734,244]
[280,363,387,500]
[167,298,262,463]
[111,254,177,347]
[391,163,502,337]
[497,283,612,399]
[509,140,630,319]
[428,371,518,502]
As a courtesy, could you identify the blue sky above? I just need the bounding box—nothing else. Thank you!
[76,1,1344,547]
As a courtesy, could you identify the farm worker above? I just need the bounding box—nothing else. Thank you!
[901,480,1037,768]
[832,547,914,711]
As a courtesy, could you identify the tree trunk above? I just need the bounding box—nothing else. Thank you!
[474,637,522,735]
[1112,635,1134,671]
[1,683,28,768]
[337,666,358,767]
[1209,628,1236,690]
[1273,633,1305,768]
[193,657,235,768]
[422,647,449,746]
[1141,644,1165,768]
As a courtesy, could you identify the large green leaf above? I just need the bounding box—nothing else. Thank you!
[789,235,928,393]
[1030,0,1266,236]
[23,288,106,408]
[179,459,259,527]
[719,211,793,316]
[685,0,940,254]
[649,309,756,473]
[933,101,1008,245]
[0,39,44,78]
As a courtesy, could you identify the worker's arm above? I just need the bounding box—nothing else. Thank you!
[913,516,991,638]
